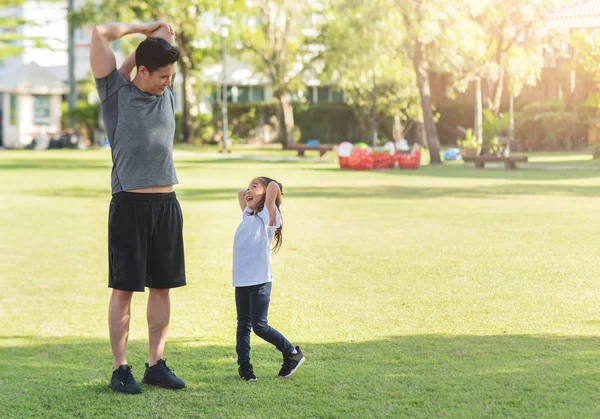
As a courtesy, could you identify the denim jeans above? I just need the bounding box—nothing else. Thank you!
[235,281,294,365]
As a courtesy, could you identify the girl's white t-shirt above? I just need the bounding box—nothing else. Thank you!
[232,205,281,287]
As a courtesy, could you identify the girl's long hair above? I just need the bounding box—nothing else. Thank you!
[255,176,283,253]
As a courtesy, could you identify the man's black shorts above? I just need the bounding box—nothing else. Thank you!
[108,191,186,292]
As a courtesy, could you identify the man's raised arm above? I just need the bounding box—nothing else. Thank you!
[90,22,174,79]
[118,25,177,81]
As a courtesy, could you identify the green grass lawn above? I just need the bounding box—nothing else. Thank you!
[2,148,600,417]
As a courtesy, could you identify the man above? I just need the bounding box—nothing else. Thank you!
[90,21,186,394]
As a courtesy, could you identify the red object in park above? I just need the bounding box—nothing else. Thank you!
[397,147,421,169]
[373,149,395,169]
[349,143,374,170]
[339,156,351,169]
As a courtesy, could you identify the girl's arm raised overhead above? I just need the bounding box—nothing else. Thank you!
[265,182,282,226]
[238,190,247,211]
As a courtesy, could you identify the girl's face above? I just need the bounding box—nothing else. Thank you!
[245,178,266,210]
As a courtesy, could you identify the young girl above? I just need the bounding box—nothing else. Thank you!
[232,176,305,381]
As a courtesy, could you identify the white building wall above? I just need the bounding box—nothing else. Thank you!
[3,94,19,148]
[19,94,34,145]
[49,95,62,132]
[20,95,63,144]
[2,93,63,148]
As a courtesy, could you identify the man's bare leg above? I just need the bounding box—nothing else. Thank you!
[109,289,134,370]
[147,288,170,366]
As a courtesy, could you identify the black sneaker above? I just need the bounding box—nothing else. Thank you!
[142,359,186,390]
[278,346,306,378]
[238,363,258,382]
[110,364,142,394]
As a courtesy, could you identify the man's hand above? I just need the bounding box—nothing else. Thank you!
[140,22,174,37]
[149,24,176,46]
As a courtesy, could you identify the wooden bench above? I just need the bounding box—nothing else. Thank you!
[283,144,334,157]
[463,155,528,169]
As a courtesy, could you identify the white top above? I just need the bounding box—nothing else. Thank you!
[232,205,281,287]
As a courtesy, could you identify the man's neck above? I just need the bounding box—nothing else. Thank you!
[132,76,148,93]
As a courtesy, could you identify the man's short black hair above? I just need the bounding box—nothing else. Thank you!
[135,37,179,73]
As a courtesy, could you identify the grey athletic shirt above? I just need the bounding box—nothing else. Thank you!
[95,69,178,194]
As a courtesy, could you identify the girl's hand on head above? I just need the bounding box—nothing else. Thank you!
[267,181,282,194]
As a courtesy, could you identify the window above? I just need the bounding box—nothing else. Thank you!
[9,95,17,125]
[331,89,344,103]
[225,86,234,102]
[304,87,315,103]
[250,86,265,102]
[208,87,219,103]
[317,87,330,103]
[33,95,51,125]
[236,86,250,103]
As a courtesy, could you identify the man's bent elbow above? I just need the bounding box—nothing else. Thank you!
[91,26,103,43]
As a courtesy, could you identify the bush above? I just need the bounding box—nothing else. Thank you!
[175,112,215,144]
[435,103,474,145]
[457,128,478,149]
[514,100,590,151]
[455,111,506,154]
[212,102,279,143]
[294,103,360,143]
[481,109,507,154]
[211,102,361,144]
[61,101,99,141]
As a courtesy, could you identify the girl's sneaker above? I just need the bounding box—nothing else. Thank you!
[278,346,305,378]
[238,363,257,381]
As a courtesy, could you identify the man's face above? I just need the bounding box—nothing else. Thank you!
[139,63,176,96]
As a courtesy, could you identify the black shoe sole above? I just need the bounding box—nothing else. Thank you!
[110,384,143,394]
[278,356,306,378]
[142,378,185,390]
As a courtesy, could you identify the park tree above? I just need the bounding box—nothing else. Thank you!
[74,0,222,143]
[229,0,326,145]
[393,0,483,164]
[473,0,560,115]
[325,0,421,145]
[0,0,57,60]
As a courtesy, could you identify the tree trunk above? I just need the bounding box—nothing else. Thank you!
[566,41,578,112]
[179,35,194,144]
[393,115,404,141]
[504,94,514,157]
[475,77,483,156]
[490,42,506,115]
[371,73,377,148]
[276,88,295,145]
[413,42,441,164]
[419,122,428,148]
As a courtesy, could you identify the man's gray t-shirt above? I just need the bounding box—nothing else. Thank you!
[95,69,178,193]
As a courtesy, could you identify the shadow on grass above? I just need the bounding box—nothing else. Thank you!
[0,334,599,417]
[317,164,600,181]
[0,158,111,171]
[4,153,599,183]
[177,156,329,166]
[28,182,600,201]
